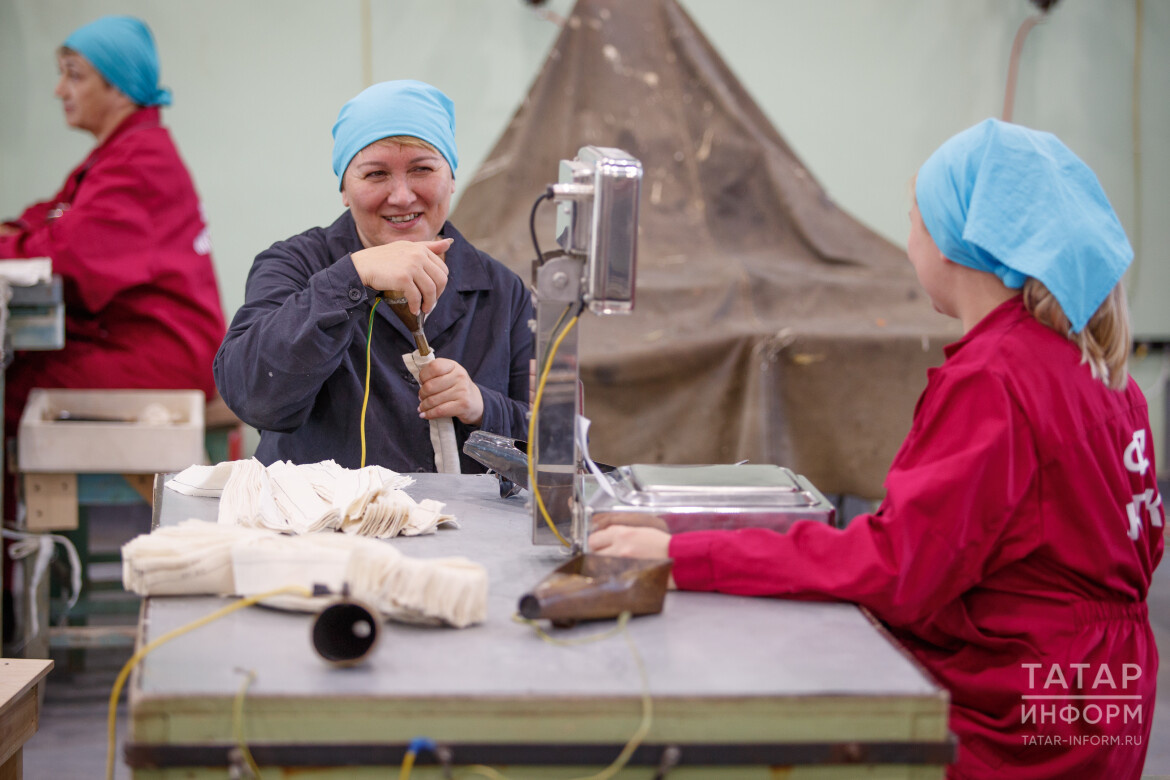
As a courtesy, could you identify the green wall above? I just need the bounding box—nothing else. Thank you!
[1,0,1166,460]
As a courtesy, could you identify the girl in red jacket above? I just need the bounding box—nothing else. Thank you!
[591,119,1163,780]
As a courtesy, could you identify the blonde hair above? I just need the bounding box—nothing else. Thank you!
[1022,278,1131,391]
[371,135,445,160]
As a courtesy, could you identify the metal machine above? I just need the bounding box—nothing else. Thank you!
[466,146,834,550]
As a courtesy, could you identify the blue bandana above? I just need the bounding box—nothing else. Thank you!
[331,80,458,189]
[915,118,1132,333]
[64,16,171,107]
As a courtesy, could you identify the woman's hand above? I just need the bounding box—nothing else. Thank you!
[352,237,452,314]
[591,511,669,533]
[0,224,21,236]
[589,524,671,560]
[418,358,484,425]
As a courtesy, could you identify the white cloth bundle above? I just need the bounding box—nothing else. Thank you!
[121,520,272,596]
[402,349,461,474]
[123,520,488,628]
[168,458,457,538]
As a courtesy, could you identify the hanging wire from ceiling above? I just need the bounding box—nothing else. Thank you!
[522,0,567,27]
[1002,1,1060,122]
[1130,0,1143,292]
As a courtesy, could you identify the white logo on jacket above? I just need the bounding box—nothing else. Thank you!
[1122,429,1163,540]
[193,226,212,255]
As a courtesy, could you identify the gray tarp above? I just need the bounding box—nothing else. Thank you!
[452,0,960,499]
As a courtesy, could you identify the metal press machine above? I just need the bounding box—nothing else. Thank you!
[466,146,835,551]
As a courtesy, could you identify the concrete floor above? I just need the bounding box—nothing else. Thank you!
[17,501,1170,779]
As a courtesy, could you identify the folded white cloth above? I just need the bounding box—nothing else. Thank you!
[121,520,271,596]
[122,520,488,628]
[165,461,236,497]
[169,458,458,538]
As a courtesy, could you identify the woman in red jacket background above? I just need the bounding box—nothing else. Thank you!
[0,15,226,646]
[0,15,226,435]
[591,119,1163,780]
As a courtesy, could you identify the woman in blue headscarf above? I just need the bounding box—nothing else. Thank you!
[0,15,225,435]
[214,80,533,473]
[590,119,1162,780]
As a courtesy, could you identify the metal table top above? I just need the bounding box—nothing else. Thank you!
[129,472,950,774]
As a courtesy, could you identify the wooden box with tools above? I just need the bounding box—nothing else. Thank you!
[16,388,205,531]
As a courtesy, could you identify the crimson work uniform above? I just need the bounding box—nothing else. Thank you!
[0,107,226,433]
[670,297,1163,780]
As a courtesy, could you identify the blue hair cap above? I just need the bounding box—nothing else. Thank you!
[915,118,1132,333]
[64,16,171,107]
[331,80,458,188]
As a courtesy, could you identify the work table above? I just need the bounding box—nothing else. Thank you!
[127,472,952,778]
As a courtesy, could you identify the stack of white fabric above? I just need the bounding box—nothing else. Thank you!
[122,519,488,628]
[167,458,457,538]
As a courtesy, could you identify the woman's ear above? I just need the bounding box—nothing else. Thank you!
[340,184,350,209]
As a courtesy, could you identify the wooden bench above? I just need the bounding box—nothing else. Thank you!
[0,658,53,779]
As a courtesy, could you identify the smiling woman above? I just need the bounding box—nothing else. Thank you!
[213,80,533,474]
[343,137,456,247]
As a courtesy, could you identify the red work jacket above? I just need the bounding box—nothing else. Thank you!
[0,108,226,431]
[670,297,1163,779]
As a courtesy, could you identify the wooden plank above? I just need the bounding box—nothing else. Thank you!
[0,659,53,770]
[122,474,155,505]
[23,473,77,532]
[0,660,53,712]
[77,473,152,505]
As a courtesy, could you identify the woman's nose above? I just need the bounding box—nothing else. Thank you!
[54,76,68,99]
[383,176,413,206]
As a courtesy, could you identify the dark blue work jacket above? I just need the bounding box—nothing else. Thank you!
[214,213,533,472]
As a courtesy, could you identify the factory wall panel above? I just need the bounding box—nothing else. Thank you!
[1,0,1165,337]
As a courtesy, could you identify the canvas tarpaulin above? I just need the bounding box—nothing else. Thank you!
[451,0,960,499]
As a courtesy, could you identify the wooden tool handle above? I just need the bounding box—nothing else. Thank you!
[382,290,421,332]
[382,290,431,356]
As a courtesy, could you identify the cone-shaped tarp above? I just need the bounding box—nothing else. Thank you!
[452,0,959,498]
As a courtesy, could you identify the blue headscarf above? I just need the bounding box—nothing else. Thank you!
[331,80,458,189]
[63,16,171,107]
[915,118,1132,333]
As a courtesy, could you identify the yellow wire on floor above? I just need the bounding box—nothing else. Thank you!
[361,297,382,468]
[233,668,261,779]
[106,585,312,780]
[526,312,579,548]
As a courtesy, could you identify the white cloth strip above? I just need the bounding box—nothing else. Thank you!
[401,349,461,474]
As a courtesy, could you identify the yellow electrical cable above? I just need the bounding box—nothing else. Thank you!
[399,750,417,779]
[517,611,652,780]
[575,615,653,780]
[526,312,580,548]
[233,669,262,779]
[361,297,382,468]
[106,585,313,780]
[511,612,629,646]
[453,612,653,780]
[458,766,509,780]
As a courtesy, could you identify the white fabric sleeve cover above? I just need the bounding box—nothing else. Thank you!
[401,349,461,474]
